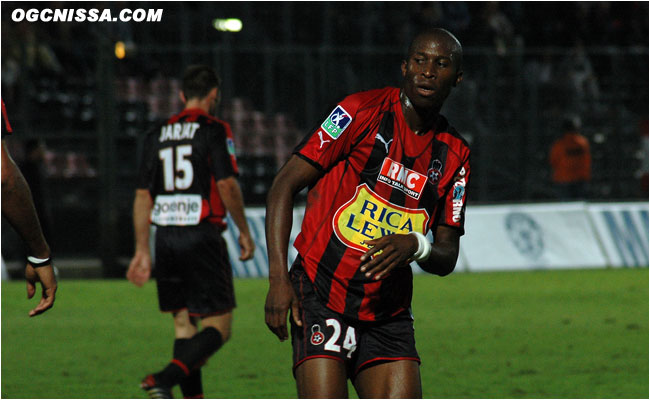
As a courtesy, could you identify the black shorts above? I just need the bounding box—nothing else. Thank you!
[154,223,235,316]
[289,258,420,378]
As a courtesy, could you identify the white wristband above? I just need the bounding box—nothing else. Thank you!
[27,256,50,264]
[27,256,52,267]
[410,232,432,262]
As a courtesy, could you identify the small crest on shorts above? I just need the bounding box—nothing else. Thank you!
[310,324,325,345]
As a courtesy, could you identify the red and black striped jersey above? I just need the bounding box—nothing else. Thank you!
[2,99,12,138]
[136,108,239,229]
[293,87,471,321]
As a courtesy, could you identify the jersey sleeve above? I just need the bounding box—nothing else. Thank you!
[437,157,470,235]
[2,99,13,138]
[207,122,238,181]
[294,95,365,171]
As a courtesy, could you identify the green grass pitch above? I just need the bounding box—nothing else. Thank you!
[2,268,648,398]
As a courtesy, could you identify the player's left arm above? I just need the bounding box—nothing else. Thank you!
[359,225,460,280]
[208,123,255,261]
[216,176,255,261]
[412,225,459,276]
[362,156,469,280]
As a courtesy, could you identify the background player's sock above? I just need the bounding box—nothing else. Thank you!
[154,327,223,388]
[181,373,204,399]
[174,338,204,398]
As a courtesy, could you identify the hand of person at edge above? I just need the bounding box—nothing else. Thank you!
[265,276,302,341]
[359,234,419,280]
[25,262,57,317]
[126,250,151,287]
[238,233,255,261]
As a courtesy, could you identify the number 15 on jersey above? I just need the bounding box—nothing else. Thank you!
[159,145,194,191]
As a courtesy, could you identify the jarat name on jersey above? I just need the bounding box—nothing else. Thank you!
[159,122,200,142]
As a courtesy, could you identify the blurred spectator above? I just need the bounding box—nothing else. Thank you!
[523,49,556,86]
[272,113,299,168]
[476,2,515,56]
[11,23,63,77]
[558,41,600,113]
[549,115,592,200]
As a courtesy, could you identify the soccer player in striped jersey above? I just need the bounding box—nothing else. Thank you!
[265,28,470,398]
[127,66,255,399]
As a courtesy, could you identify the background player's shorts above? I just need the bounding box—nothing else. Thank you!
[154,223,235,316]
[289,257,420,378]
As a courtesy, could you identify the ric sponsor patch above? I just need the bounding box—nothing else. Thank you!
[321,105,352,139]
[151,194,202,226]
[377,157,427,199]
[333,184,429,252]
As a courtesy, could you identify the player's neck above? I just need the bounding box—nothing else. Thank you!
[184,98,211,114]
[400,91,440,135]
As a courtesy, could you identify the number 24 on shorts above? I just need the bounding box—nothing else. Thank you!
[323,318,357,358]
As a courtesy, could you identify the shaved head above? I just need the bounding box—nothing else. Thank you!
[407,28,463,72]
[400,27,464,113]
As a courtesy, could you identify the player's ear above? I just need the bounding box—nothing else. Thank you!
[453,70,463,87]
[211,87,221,106]
[401,60,407,77]
[179,91,187,104]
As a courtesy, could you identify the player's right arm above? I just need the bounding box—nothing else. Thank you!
[128,128,158,286]
[1,141,50,258]
[264,155,322,341]
[127,189,153,287]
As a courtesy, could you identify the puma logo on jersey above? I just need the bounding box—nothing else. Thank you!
[317,130,331,149]
[376,132,393,153]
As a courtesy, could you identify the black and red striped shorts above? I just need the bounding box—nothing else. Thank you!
[154,223,235,317]
[289,258,420,379]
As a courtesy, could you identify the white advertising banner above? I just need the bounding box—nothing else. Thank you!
[587,202,649,267]
[223,207,305,278]
[224,207,470,277]
[221,202,648,277]
[461,203,609,271]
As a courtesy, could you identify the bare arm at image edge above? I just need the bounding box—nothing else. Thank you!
[1,140,57,317]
